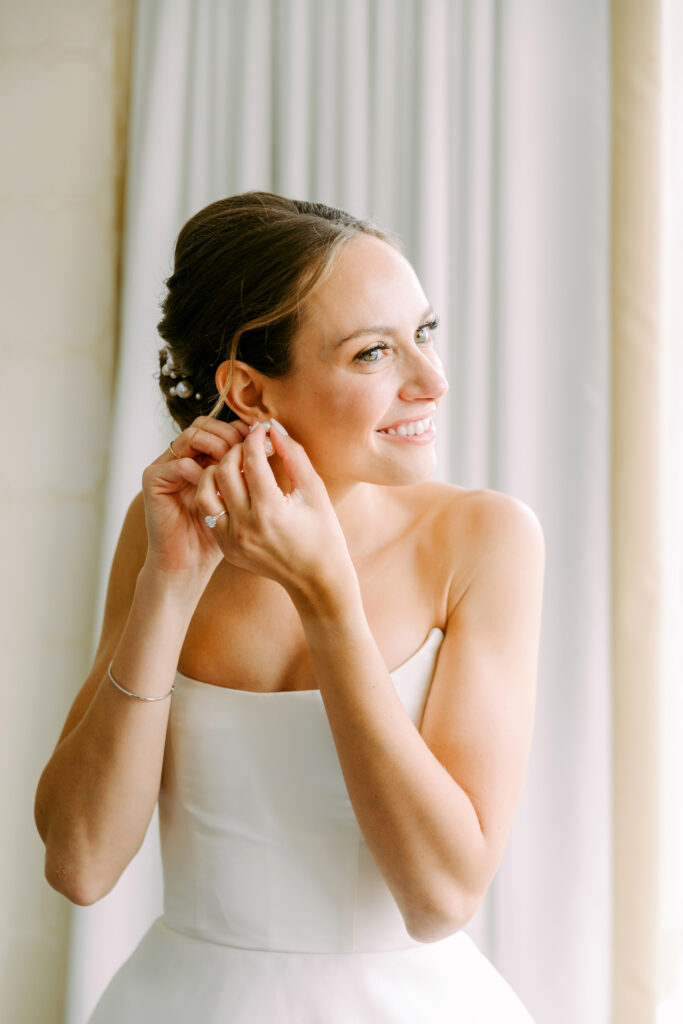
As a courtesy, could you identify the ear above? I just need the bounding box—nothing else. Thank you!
[215,360,272,422]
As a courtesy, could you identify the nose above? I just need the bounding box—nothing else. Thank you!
[399,348,449,402]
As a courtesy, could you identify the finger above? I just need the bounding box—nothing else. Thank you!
[195,464,231,530]
[160,417,248,464]
[178,418,247,459]
[192,414,251,440]
[240,423,281,504]
[267,421,319,500]
[210,443,251,517]
[145,455,204,494]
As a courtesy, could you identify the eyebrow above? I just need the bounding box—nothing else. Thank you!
[332,306,435,348]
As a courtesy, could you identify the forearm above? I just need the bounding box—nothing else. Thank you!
[35,566,200,905]
[291,576,486,942]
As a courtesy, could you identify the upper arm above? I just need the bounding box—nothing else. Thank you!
[420,490,546,907]
[51,491,149,752]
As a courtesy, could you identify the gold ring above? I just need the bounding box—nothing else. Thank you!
[169,440,183,460]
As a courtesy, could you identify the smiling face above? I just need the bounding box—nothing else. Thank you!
[260,235,449,489]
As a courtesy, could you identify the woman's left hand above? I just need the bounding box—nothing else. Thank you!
[194,421,355,601]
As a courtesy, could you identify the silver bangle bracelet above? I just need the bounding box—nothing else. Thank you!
[107,660,175,702]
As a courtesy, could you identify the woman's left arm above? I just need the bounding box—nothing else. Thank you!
[198,423,546,944]
[291,491,546,944]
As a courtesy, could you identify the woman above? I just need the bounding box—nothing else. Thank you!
[35,192,545,1022]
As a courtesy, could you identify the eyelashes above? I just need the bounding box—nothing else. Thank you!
[415,315,440,343]
[354,315,440,364]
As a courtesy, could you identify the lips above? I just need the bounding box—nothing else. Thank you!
[377,410,436,431]
[376,416,435,437]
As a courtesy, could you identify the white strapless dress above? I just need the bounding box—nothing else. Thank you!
[89,627,535,1022]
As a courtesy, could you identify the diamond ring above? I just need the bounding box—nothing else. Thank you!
[205,509,229,528]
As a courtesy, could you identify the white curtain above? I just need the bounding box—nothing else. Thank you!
[65,2,612,1022]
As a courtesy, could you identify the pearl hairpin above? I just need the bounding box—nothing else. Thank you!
[161,348,201,401]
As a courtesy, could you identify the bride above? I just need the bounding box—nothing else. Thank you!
[35,192,544,1022]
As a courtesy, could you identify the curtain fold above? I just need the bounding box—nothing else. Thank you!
[64,3,614,1022]
[610,1,683,1021]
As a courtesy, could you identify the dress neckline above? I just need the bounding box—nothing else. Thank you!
[174,627,445,697]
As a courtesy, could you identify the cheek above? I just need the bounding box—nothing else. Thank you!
[307,382,376,425]
[291,388,380,460]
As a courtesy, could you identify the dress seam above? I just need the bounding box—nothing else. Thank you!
[157,915,432,957]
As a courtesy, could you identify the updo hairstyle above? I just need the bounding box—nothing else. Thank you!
[157,191,399,431]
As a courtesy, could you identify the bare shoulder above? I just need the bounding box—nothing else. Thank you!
[408,480,542,525]
[462,488,546,567]
[452,488,546,612]
[404,483,545,614]
[418,482,544,545]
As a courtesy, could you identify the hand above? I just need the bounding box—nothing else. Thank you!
[194,421,355,599]
[141,416,250,585]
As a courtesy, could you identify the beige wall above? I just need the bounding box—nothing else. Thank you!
[0,2,132,1020]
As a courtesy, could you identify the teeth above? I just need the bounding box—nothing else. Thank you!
[380,417,433,436]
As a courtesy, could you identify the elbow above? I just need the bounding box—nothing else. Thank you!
[406,912,463,944]
[45,866,108,907]
[405,890,480,944]
[44,850,112,907]
[56,881,104,907]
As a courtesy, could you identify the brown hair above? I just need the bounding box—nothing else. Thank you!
[157,191,399,430]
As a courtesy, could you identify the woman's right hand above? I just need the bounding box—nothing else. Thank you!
[141,416,250,586]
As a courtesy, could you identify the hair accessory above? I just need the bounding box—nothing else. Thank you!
[107,660,174,701]
[161,348,175,375]
[162,348,197,399]
[205,508,229,528]
[173,380,193,399]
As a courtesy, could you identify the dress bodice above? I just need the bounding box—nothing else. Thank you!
[92,625,536,1022]
[158,627,445,955]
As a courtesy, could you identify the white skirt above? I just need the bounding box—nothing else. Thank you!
[89,915,535,1023]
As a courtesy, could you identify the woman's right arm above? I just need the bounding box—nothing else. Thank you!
[34,416,250,905]
[33,496,202,906]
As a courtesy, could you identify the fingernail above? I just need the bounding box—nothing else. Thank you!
[270,417,288,435]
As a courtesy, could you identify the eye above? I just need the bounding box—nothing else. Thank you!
[354,342,390,364]
[415,315,440,344]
